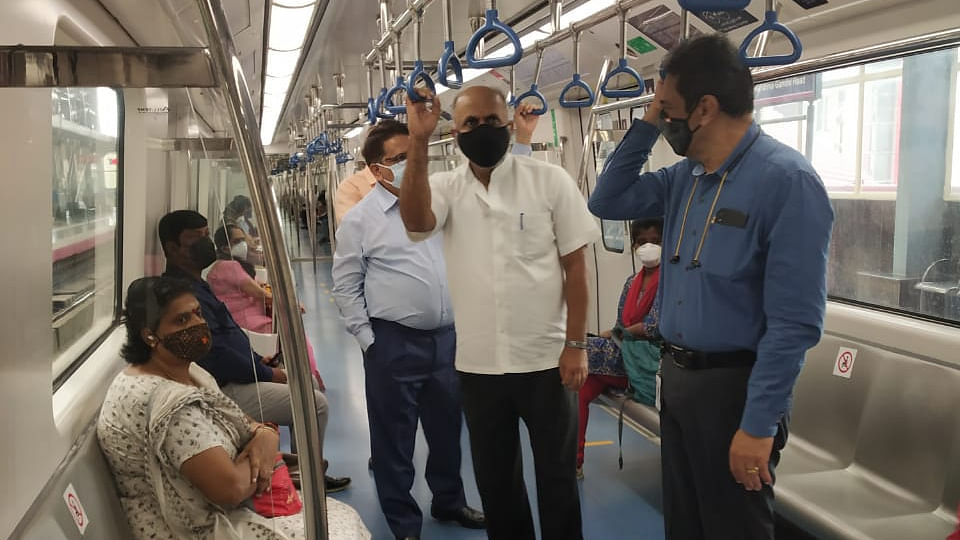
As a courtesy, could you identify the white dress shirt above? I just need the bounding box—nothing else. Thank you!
[409,153,601,374]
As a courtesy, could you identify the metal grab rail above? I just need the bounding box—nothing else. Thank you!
[194,1,329,539]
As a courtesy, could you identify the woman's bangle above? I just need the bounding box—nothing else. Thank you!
[254,422,279,436]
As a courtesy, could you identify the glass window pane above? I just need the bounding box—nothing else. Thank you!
[811,83,859,192]
[861,77,901,189]
[51,88,121,379]
[822,65,861,83]
[952,71,960,196]
[601,220,626,253]
[864,58,903,74]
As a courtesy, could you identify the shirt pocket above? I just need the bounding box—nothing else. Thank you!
[511,211,556,260]
[699,223,761,278]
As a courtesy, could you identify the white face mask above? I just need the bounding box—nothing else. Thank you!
[374,160,406,188]
[635,243,662,268]
[230,240,248,261]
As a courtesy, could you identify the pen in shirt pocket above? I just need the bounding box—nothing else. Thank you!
[520,212,525,230]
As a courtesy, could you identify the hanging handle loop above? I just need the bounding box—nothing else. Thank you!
[375,48,396,119]
[406,9,436,102]
[739,8,803,67]
[559,31,595,108]
[437,0,463,89]
[385,32,408,114]
[600,8,643,98]
[465,8,523,68]
[515,48,548,116]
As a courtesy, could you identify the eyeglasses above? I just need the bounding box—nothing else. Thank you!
[382,153,406,165]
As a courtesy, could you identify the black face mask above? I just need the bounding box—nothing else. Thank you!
[657,110,701,157]
[159,323,212,362]
[456,124,511,168]
[189,237,218,270]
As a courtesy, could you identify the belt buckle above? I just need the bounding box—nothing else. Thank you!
[667,345,690,370]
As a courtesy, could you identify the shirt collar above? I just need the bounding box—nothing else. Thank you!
[371,182,398,213]
[362,166,379,186]
[460,152,516,186]
[690,122,760,179]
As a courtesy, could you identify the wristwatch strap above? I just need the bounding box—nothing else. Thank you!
[565,340,588,350]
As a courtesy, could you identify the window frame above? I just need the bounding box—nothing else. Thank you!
[757,64,903,200]
[945,49,960,202]
[52,88,125,392]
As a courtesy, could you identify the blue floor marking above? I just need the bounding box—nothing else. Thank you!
[293,260,666,539]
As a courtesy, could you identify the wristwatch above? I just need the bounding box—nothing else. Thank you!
[565,340,588,350]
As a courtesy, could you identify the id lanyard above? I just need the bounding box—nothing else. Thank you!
[669,130,762,269]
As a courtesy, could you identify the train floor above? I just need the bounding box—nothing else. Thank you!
[288,258,817,540]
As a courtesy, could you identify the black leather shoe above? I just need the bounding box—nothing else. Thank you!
[431,506,485,529]
[325,475,351,493]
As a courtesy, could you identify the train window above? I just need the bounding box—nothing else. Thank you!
[775,47,960,325]
[51,88,122,382]
[950,49,960,199]
[757,62,902,197]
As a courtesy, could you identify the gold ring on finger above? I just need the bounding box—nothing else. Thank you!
[745,467,760,474]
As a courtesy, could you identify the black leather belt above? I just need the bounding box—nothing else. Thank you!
[664,342,756,370]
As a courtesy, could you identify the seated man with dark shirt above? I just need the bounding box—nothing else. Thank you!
[158,210,350,492]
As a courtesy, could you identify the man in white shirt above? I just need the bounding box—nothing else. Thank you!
[399,86,600,540]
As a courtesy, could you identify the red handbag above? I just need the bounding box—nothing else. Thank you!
[250,453,302,517]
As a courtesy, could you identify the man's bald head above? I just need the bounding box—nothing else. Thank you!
[451,86,510,133]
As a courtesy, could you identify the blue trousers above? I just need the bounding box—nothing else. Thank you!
[364,318,466,538]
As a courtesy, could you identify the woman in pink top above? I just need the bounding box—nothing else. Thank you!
[209,225,323,388]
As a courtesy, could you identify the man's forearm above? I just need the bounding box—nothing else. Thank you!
[399,135,434,232]
[562,250,589,341]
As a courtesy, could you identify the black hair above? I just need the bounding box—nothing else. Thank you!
[229,195,252,212]
[120,276,196,365]
[631,217,664,246]
[361,120,409,165]
[213,224,256,277]
[661,34,754,116]
[158,210,207,256]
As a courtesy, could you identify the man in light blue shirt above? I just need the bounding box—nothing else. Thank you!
[588,36,833,540]
[332,117,535,540]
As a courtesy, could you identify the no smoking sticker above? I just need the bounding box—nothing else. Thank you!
[63,483,89,535]
[832,347,857,379]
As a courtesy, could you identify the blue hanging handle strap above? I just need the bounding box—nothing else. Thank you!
[601,9,643,99]
[406,60,436,102]
[375,88,396,119]
[559,74,595,108]
[515,84,548,116]
[559,32,595,108]
[466,9,523,69]
[367,97,378,125]
[385,76,408,115]
[406,9,436,102]
[437,41,463,89]
[677,0,750,10]
[739,10,803,67]
[601,58,644,98]
[437,0,463,89]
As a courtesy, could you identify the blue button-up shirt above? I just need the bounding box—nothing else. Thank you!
[588,120,834,437]
[332,183,453,350]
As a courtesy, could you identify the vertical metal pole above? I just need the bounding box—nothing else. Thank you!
[550,0,562,34]
[441,0,453,42]
[193,3,329,539]
[576,57,612,191]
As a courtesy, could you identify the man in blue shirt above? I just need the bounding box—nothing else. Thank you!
[332,116,537,540]
[588,35,834,540]
[158,210,351,492]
